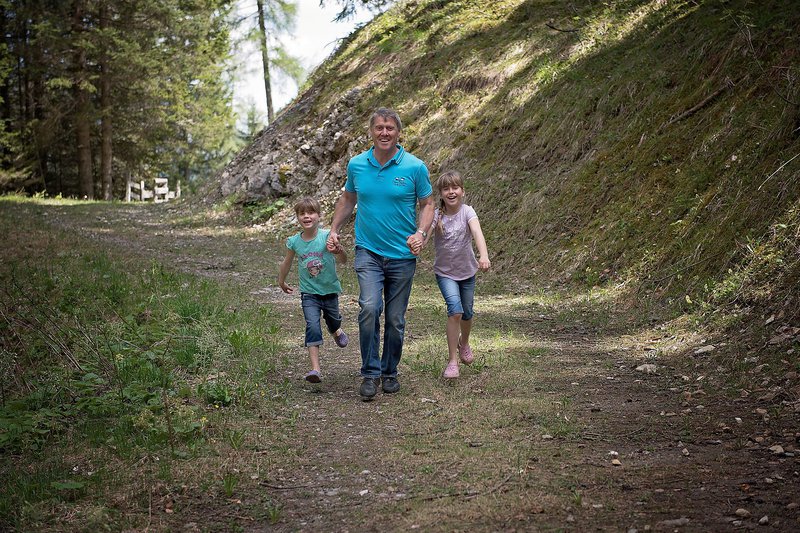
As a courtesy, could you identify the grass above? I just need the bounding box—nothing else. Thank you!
[0,197,288,531]
[4,194,798,530]
[294,0,800,337]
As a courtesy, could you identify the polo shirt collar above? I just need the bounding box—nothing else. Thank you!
[367,144,405,168]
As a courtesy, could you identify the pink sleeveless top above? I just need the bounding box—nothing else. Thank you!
[432,204,479,280]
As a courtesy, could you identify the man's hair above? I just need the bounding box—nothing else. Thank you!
[369,107,403,131]
[294,196,321,216]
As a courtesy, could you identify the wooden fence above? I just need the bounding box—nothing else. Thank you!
[126,177,181,203]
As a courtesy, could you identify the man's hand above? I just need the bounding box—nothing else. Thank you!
[326,230,340,252]
[406,232,424,256]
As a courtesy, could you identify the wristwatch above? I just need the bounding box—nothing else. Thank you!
[416,229,428,238]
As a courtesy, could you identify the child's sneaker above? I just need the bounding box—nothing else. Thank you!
[333,329,349,348]
[442,362,460,379]
[304,370,321,383]
[458,344,474,365]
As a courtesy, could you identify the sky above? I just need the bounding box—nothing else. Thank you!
[231,1,376,124]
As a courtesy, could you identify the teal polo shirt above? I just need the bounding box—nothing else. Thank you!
[345,144,431,259]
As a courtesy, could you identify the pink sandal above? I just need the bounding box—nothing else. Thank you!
[458,344,474,365]
[443,362,460,379]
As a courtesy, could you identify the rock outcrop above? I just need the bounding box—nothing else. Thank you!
[212,88,367,205]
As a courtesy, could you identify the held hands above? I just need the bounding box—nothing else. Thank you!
[406,232,424,256]
[326,231,340,253]
[329,229,424,255]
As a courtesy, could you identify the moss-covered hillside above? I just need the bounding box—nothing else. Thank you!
[223,0,800,324]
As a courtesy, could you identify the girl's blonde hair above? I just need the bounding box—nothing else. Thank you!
[434,170,465,233]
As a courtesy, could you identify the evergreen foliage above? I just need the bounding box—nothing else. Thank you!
[322,0,393,21]
[0,0,239,197]
[236,0,304,124]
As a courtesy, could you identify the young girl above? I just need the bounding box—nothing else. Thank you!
[278,197,349,383]
[425,171,490,379]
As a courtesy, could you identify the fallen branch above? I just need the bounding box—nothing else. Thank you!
[260,482,317,491]
[420,471,514,501]
[659,83,730,131]
[546,22,579,33]
[466,471,514,500]
[758,152,800,190]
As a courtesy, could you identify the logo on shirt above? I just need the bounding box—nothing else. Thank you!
[301,251,324,277]
[306,258,323,277]
[393,176,407,187]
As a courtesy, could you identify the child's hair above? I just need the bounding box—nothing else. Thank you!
[294,196,321,216]
[434,170,464,233]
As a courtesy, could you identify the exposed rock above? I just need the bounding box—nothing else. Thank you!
[211,87,365,205]
[694,345,716,355]
[635,363,658,374]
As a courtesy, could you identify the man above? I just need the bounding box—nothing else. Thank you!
[327,107,434,401]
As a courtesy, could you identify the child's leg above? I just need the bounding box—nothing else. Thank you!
[301,294,324,372]
[320,294,343,336]
[436,275,465,365]
[459,317,473,348]
[308,345,321,372]
[458,276,477,363]
[446,313,462,364]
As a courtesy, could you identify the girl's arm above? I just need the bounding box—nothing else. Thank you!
[468,217,491,272]
[277,249,296,294]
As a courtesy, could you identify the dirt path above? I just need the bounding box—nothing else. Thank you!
[46,201,800,531]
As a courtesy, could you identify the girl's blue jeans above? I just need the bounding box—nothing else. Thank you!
[435,274,476,320]
[300,292,342,347]
[354,247,417,379]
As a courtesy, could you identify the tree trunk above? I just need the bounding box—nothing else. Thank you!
[256,0,274,123]
[99,1,112,200]
[31,26,49,191]
[73,0,93,199]
[0,5,9,164]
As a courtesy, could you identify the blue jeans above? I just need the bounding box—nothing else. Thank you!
[354,247,417,378]
[435,275,476,320]
[300,293,342,347]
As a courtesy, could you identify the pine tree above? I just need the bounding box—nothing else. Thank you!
[238,0,304,125]
[0,0,240,197]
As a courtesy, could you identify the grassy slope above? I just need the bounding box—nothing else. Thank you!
[284,0,799,326]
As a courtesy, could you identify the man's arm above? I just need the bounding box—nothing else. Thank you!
[406,194,435,255]
[327,190,357,252]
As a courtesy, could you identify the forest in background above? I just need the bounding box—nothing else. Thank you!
[0,0,242,199]
[0,0,384,200]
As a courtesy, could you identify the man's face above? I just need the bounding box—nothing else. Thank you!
[370,116,400,152]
